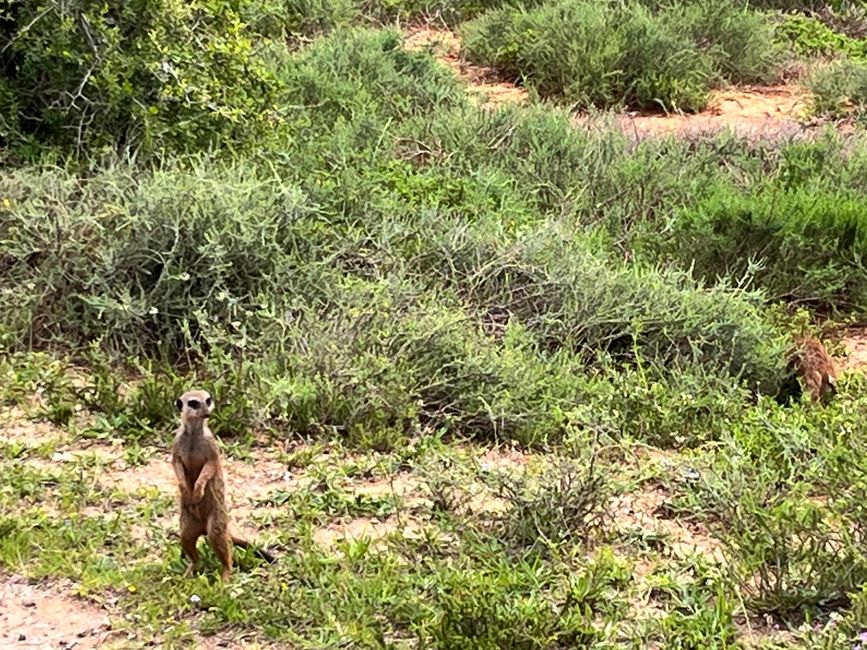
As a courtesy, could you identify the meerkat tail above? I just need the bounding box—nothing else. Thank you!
[231,535,277,563]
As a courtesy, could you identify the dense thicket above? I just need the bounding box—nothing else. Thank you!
[3,3,867,451]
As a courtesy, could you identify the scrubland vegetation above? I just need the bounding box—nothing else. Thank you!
[3,0,867,647]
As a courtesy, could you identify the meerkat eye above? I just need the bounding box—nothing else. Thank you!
[206,397,212,406]
[175,398,183,412]
[187,399,201,409]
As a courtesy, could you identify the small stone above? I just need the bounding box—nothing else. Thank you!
[17,633,26,641]
[22,600,36,608]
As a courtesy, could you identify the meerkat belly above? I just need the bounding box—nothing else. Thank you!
[181,450,207,487]
[182,474,227,521]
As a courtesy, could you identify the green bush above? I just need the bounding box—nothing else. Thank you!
[674,0,780,83]
[775,13,867,61]
[639,183,867,316]
[807,58,867,118]
[461,0,779,112]
[407,218,788,386]
[276,28,466,128]
[244,0,359,40]
[1,0,284,157]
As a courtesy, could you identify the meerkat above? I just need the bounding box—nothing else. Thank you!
[778,336,837,405]
[171,389,274,581]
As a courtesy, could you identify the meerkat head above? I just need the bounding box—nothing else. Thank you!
[176,389,213,423]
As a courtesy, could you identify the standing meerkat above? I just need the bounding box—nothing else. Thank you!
[784,336,838,404]
[171,389,274,581]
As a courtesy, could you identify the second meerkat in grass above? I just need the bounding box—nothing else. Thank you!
[777,336,838,405]
[171,389,274,581]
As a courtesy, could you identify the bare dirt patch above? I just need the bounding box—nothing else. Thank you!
[613,484,722,562]
[837,328,867,372]
[0,574,114,649]
[602,85,813,141]
[0,407,68,446]
[404,27,528,108]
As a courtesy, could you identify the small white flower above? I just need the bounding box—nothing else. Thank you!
[189,594,201,604]
[148,306,158,315]
[179,272,190,282]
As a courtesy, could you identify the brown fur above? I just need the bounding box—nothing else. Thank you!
[170,389,273,581]
[789,337,837,404]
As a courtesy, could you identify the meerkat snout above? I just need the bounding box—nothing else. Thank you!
[176,389,214,419]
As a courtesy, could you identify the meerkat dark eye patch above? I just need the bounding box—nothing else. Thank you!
[176,398,183,411]
[187,399,201,409]
[206,397,212,406]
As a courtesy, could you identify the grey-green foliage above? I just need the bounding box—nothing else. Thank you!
[0,155,785,447]
[244,0,360,40]
[807,57,867,118]
[275,27,467,126]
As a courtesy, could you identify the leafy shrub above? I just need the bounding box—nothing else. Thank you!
[807,58,867,119]
[409,218,788,387]
[673,0,781,84]
[461,0,709,112]
[639,183,867,315]
[1,0,284,157]
[775,13,867,61]
[0,160,319,354]
[244,0,359,40]
[461,0,779,112]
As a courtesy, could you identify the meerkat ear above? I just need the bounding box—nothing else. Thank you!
[176,398,183,412]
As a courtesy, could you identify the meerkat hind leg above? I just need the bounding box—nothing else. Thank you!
[181,518,205,577]
[206,515,233,582]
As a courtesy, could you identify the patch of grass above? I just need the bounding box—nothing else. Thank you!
[653,567,738,649]
[428,546,629,648]
[680,382,867,621]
